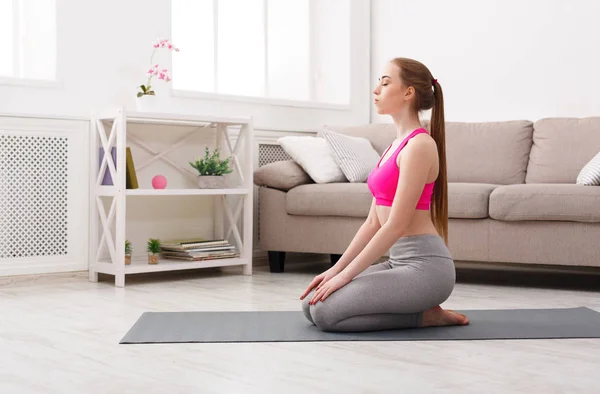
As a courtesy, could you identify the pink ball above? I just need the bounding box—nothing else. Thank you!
[152,175,167,189]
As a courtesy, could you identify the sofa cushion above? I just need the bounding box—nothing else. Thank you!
[448,183,500,219]
[254,160,313,191]
[286,183,372,217]
[322,123,397,155]
[326,121,534,185]
[577,150,600,186]
[526,117,600,183]
[287,182,501,219]
[277,136,347,183]
[444,120,534,185]
[489,184,600,222]
[321,128,381,183]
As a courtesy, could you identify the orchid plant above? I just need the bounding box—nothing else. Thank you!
[137,38,179,98]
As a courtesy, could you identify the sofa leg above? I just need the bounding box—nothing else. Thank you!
[330,254,342,267]
[268,251,286,273]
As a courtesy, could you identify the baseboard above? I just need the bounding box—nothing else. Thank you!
[454,260,600,275]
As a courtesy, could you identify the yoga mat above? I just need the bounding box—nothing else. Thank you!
[120,307,600,344]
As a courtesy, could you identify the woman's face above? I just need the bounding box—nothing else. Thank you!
[372,62,412,115]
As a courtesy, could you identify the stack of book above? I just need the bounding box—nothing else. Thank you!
[160,238,239,261]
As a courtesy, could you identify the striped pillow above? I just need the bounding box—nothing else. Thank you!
[321,129,380,182]
[577,151,600,186]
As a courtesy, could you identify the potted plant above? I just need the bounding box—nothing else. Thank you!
[136,38,179,111]
[147,238,161,265]
[125,240,132,265]
[189,147,233,188]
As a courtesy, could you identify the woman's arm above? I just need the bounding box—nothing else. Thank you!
[330,198,381,273]
[338,137,437,281]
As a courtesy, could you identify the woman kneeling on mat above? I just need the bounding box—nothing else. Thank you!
[300,58,469,332]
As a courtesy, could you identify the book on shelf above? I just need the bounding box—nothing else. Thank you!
[99,146,139,189]
[125,147,139,189]
[162,251,239,261]
[160,238,230,250]
[160,238,239,261]
[161,245,236,253]
[99,147,116,185]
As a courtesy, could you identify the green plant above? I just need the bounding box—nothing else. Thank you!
[146,238,161,254]
[189,147,233,176]
[125,240,132,255]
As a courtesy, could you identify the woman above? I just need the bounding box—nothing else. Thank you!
[300,58,469,332]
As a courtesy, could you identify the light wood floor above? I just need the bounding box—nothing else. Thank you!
[1,258,600,394]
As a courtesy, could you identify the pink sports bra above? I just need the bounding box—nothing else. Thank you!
[367,128,435,210]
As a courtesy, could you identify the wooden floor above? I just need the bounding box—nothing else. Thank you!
[1,259,599,394]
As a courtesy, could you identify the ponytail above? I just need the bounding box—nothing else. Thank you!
[429,80,448,245]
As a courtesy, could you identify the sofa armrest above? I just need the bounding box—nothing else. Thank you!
[254,160,313,191]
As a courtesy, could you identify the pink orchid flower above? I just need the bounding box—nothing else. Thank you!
[139,38,178,96]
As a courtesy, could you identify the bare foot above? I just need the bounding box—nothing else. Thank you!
[421,305,469,327]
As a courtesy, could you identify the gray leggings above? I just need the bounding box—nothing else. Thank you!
[302,234,456,332]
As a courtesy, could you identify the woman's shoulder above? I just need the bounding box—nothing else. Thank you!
[406,131,437,154]
[413,129,435,143]
[396,132,438,166]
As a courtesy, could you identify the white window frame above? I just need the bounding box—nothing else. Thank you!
[169,0,353,110]
[0,0,60,89]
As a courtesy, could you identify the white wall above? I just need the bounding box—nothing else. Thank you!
[0,0,371,132]
[0,0,373,275]
[371,0,600,123]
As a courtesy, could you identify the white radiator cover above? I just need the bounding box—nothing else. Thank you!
[258,143,291,167]
[0,116,89,276]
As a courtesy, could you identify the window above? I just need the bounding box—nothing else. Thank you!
[171,0,350,105]
[0,0,57,81]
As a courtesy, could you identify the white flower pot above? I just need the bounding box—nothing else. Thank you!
[135,94,158,112]
[197,175,229,189]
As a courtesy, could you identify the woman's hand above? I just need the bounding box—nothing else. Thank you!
[308,272,352,305]
[299,267,339,300]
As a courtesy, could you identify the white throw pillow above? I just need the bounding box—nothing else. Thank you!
[576,151,600,186]
[277,136,347,184]
[320,128,381,182]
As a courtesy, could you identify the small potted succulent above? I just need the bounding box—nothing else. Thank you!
[189,147,233,188]
[125,240,132,265]
[146,238,161,265]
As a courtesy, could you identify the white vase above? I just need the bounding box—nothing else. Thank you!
[135,94,158,112]
[197,175,229,189]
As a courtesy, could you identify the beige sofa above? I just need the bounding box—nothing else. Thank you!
[254,118,600,273]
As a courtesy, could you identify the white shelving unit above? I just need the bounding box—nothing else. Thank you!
[88,108,254,287]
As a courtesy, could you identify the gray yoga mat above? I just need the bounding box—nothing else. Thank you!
[120,307,600,344]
